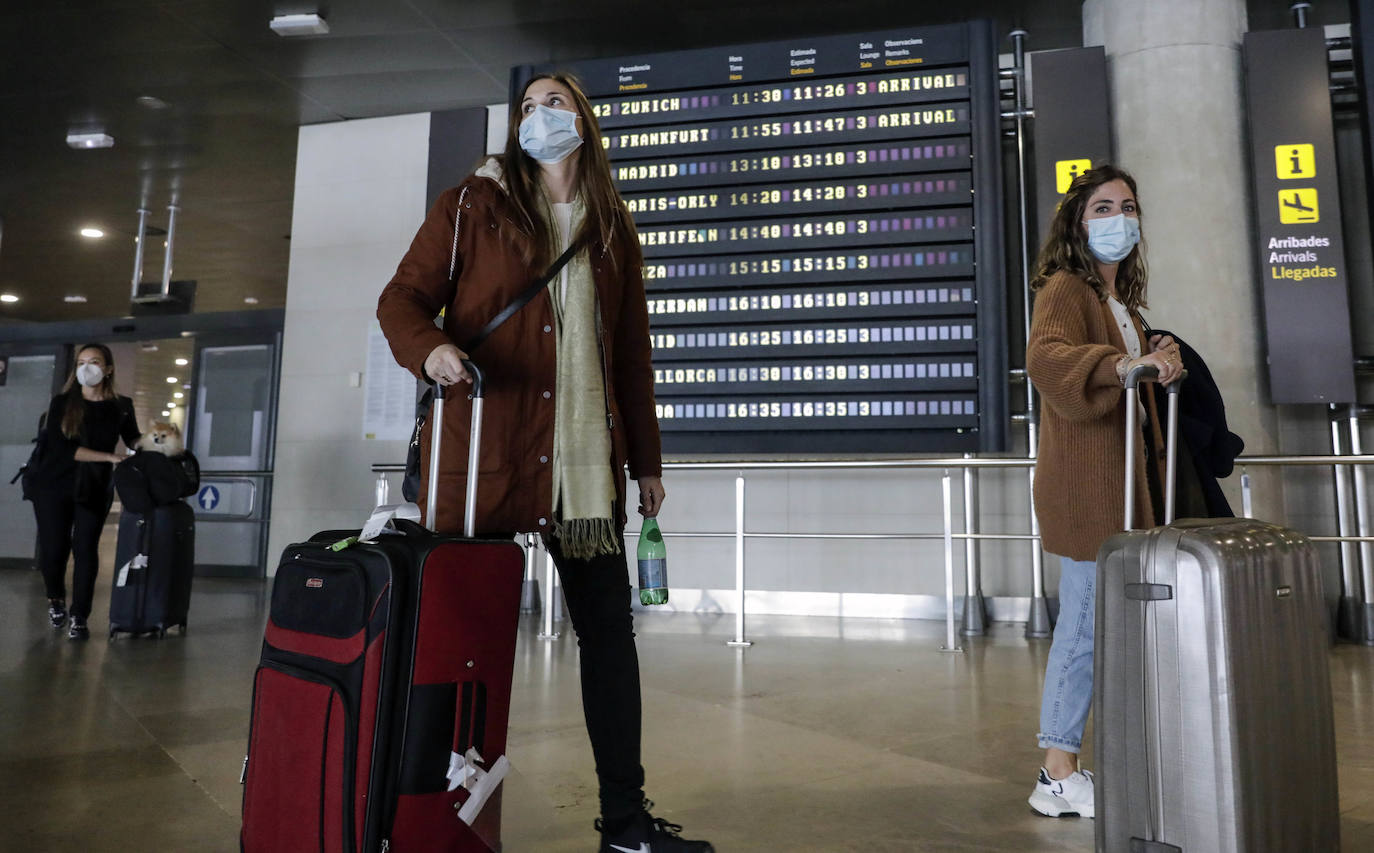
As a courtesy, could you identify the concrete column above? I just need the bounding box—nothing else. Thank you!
[1083,0,1284,522]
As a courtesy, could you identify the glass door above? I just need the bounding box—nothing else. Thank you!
[0,352,59,567]
[188,338,279,576]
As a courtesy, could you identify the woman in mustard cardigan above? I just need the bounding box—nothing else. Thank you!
[1024,165,1183,819]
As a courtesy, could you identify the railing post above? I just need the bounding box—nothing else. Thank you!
[727,474,752,648]
[1008,27,1051,640]
[538,549,560,640]
[1331,412,1361,642]
[961,456,987,636]
[520,533,541,615]
[1348,407,1374,646]
[940,469,963,652]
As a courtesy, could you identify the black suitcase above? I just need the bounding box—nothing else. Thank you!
[109,501,196,638]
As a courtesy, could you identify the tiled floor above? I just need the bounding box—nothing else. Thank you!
[2,520,1371,851]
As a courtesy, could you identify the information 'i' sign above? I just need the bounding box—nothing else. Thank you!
[515,21,1007,455]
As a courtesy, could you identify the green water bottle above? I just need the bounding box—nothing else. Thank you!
[637,518,669,605]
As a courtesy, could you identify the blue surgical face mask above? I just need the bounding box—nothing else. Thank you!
[1082,213,1141,264]
[518,103,583,164]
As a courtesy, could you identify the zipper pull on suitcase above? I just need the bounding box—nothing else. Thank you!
[426,358,485,538]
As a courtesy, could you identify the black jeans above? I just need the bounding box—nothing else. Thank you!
[33,488,111,620]
[543,533,646,822]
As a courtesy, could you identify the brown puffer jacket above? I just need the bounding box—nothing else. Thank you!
[376,163,660,535]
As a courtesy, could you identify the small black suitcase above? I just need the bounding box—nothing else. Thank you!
[109,501,196,638]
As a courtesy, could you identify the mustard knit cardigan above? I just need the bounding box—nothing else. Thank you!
[1027,271,1166,561]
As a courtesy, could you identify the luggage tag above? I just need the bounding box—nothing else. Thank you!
[357,502,423,544]
[445,746,511,825]
[116,554,148,587]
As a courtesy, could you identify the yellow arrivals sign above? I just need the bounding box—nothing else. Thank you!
[1277,188,1319,223]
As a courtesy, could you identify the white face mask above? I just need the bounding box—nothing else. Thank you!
[519,103,583,164]
[75,363,105,387]
[1082,213,1141,264]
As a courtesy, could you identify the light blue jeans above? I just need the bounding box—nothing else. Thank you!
[1037,556,1096,752]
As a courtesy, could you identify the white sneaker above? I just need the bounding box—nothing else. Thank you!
[1028,767,1095,818]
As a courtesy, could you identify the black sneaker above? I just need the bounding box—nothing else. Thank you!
[596,801,714,853]
[48,600,67,628]
[67,618,90,641]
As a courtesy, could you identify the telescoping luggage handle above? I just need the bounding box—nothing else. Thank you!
[426,359,485,538]
[1123,363,1186,531]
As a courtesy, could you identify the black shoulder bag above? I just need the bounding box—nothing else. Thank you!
[401,242,580,502]
[11,412,47,502]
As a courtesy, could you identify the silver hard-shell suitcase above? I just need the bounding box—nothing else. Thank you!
[1093,366,1340,852]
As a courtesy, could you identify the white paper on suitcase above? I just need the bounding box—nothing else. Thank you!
[359,502,421,542]
[116,553,148,587]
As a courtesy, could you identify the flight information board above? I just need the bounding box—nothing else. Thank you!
[515,21,1006,455]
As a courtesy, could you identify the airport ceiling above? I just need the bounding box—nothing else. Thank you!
[0,1,1313,324]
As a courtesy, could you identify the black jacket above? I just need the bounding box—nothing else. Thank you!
[1147,328,1245,517]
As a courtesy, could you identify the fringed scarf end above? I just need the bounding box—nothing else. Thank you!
[551,517,621,559]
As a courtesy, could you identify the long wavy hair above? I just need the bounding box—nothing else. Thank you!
[59,342,117,439]
[1030,164,1148,311]
[499,72,635,271]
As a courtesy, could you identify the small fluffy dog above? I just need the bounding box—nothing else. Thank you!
[138,421,185,456]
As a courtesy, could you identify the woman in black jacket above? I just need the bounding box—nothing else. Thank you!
[31,344,141,639]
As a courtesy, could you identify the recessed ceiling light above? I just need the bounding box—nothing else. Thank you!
[161,410,170,417]
[64,295,88,303]
[0,294,18,303]
[175,358,189,366]
[136,95,169,110]
[244,296,260,304]
[167,402,177,409]
[166,376,178,383]
[269,12,329,36]
[66,132,115,149]
[173,392,184,399]
[80,227,104,238]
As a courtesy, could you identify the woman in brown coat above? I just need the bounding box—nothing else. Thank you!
[377,73,712,853]
[1024,166,1183,819]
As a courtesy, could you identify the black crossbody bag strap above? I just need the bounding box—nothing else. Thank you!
[461,241,580,353]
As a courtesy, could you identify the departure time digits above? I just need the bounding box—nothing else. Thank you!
[589,69,969,122]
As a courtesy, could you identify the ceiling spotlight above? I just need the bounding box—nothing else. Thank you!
[136,95,169,110]
[166,376,178,383]
[0,294,18,303]
[269,13,329,36]
[161,410,171,417]
[167,402,177,409]
[66,132,115,149]
[173,392,184,399]
[244,296,260,305]
[175,358,189,366]
[80,227,104,238]
[64,295,88,303]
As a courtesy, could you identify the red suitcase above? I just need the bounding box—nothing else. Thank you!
[241,367,523,852]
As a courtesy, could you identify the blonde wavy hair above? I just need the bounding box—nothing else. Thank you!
[1030,164,1148,312]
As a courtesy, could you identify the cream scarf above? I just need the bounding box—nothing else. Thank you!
[541,193,619,559]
